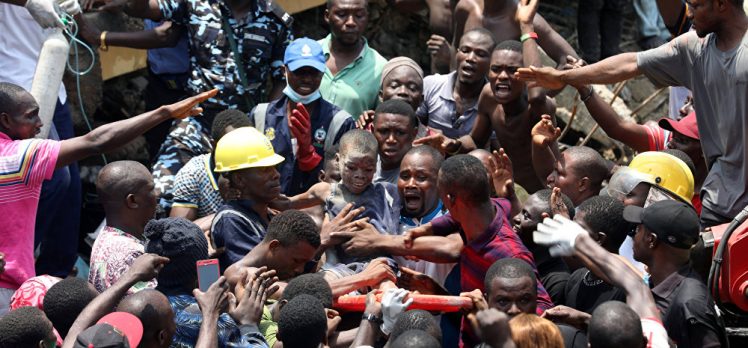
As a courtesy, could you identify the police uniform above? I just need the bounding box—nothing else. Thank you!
[251,95,355,195]
[158,0,293,113]
[151,0,292,213]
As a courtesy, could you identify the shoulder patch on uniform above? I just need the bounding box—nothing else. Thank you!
[270,1,293,27]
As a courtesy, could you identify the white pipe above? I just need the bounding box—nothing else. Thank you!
[31,28,69,139]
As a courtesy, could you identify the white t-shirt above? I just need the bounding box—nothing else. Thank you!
[637,30,748,223]
[0,3,66,103]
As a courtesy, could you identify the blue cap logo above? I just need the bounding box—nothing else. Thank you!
[284,38,326,73]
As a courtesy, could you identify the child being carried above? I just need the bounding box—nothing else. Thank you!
[271,129,401,279]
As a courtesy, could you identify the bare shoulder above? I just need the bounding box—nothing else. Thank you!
[477,83,499,112]
[529,95,556,120]
[310,181,333,199]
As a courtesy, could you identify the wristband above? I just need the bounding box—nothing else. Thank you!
[362,312,383,324]
[581,87,594,102]
[100,31,109,51]
[520,32,538,43]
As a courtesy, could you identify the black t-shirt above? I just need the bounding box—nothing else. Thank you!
[535,248,570,306]
[651,265,727,348]
[564,267,626,314]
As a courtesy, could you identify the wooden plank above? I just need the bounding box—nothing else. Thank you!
[99,46,148,81]
[277,0,326,14]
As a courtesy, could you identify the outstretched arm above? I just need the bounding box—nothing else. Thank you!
[516,53,640,90]
[269,182,329,211]
[56,89,216,169]
[62,254,169,348]
[573,233,658,319]
[534,216,658,319]
[76,16,184,49]
[579,86,651,152]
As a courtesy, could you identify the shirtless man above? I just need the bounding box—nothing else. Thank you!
[416,0,555,193]
[390,0,458,73]
[453,0,577,68]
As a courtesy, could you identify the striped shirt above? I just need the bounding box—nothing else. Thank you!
[0,132,60,290]
[430,198,553,310]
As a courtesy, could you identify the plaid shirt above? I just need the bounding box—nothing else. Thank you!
[171,154,224,218]
[431,198,553,310]
[168,294,269,348]
[158,0,292,110]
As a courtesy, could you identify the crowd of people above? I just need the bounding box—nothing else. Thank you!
[1,0,747,347]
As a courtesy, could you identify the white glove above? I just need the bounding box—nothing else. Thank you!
[57,0,81,15]
[380,288,413,335]
[533,215,586,257]
[25,0,64,29]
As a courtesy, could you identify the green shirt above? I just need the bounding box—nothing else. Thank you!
[318,34,387,119]
[259,300,278,347]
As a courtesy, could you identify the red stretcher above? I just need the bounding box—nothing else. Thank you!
[333,293,474,313]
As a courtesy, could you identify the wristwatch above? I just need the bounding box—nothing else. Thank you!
[362,312,383,324]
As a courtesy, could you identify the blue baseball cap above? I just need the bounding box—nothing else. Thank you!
[284,38,326,73]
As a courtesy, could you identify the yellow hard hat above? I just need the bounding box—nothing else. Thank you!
[214,127,285,172]
[628,151,694,204]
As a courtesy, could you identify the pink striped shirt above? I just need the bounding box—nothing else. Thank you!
[0,132,60,290]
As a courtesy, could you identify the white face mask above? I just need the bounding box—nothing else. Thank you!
[283,71,321,104]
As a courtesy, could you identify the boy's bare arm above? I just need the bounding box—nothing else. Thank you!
[271,182,331,211]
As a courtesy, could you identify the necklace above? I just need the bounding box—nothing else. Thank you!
[583,270,604,287]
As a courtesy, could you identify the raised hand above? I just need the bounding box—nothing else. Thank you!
[228,267,279,326]
[193,276,230,316]
[289,103,312,142]
[164,89,218,119]
[356,110,375,130]
[515,0,539,25]
[534,215,587,257]
[413,132,460,155]
[515,66,567,90]
[426,34,452,68]
[124,253,169,283]
[549,187,570,218]
[531,114,561,147]
[488,148,515,199]
[290,103,323,171]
